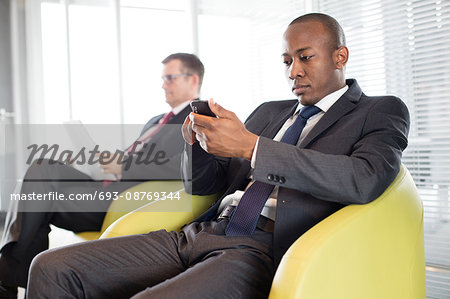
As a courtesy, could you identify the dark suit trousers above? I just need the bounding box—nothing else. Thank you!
[27,220,274,299]
[0,160,113,287]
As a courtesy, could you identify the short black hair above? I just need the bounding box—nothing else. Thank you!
[162,53,205,90]
[289,13,346,50]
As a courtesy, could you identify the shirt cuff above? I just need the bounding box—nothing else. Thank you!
[250,137,260,168]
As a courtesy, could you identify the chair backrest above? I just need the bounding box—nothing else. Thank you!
[269,165,425,299]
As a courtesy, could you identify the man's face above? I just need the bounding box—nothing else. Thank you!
[161,59,195,108]
[282,21,344,106]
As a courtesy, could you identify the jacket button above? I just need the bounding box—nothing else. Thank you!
[267,174,274,181]
[274,175,280,182]
[279,176,286,184]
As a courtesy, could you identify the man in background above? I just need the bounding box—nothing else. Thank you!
[27,14,409,298]
[0,53,204,299]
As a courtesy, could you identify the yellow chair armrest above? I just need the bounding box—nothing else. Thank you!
[269,165,425,299]
[75,181,184,241]
[75,231,102,241]
[100,190,220,238]
[99,180,184,232]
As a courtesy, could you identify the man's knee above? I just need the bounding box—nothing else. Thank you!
[25,159,52,178]
[24,158,68,182]
[27,248,72,297]
[29,158,63,170]
[29,248,62,282]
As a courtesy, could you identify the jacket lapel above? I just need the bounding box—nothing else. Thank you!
[225,101,298,195]
[299,79,362,148]
[140,114,164,135]
[260,101,299,139]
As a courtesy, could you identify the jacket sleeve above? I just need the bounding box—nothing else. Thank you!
[121,124,186,181]
[180,103,269,195]
[181,142,230,195]
[253,96,410,205]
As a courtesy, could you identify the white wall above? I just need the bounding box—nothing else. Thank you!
[0,0,12,111]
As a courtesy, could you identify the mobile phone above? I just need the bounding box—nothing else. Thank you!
[190,101,216,117]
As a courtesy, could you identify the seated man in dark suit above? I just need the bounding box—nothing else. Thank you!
[26,14,409,299]
[0,53,205,298]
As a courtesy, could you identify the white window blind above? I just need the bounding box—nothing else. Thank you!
[319,0,450,297]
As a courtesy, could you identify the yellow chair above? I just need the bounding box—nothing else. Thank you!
[76,180,184,240]
[98,165,425,298]
[269,164,425,299]
[100,188,220,238]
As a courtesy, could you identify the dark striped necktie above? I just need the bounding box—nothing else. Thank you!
[225,105,322,236]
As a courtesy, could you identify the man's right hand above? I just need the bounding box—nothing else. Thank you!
[182,114,197,145]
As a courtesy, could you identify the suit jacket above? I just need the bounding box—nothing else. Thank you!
[119,103,193,183]
[182,79,410,266]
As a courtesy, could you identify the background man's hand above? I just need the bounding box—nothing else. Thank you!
[182,114,197,145]
[188,99,258,160]
[98,153,122,177]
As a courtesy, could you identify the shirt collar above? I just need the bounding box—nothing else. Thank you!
[296,85,349,114]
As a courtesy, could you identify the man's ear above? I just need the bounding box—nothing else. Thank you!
[335,46,349,69]
[191,74,200,89]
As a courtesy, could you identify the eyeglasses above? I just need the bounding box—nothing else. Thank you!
[161,73,192,84]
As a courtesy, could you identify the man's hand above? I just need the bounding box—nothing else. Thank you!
[98,154,122,177]
[187,98,258,160]
[182,114,197,145]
